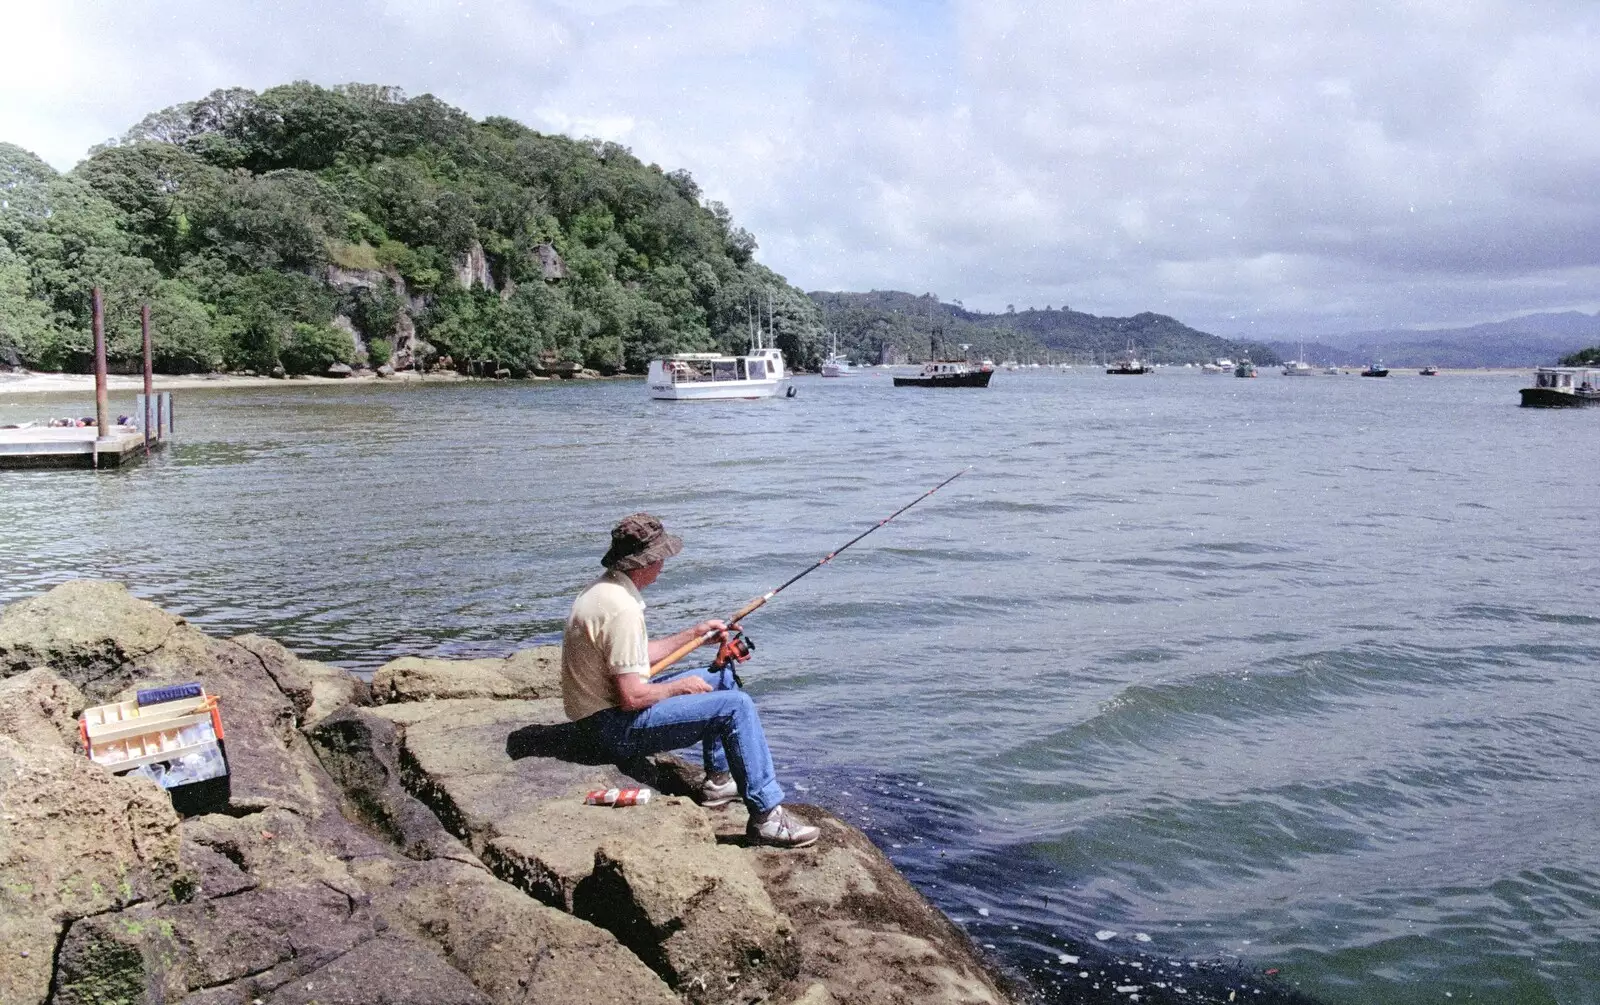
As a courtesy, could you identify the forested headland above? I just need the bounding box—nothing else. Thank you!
[0,82,825,377]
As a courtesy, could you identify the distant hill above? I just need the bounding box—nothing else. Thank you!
[1269,311,1600,368]
[808,290,1279,365]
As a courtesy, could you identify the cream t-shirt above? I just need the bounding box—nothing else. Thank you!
[561,569,650,721]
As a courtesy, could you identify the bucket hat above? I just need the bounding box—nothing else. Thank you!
[602,512,684,571]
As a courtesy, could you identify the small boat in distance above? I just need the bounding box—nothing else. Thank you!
[820,335,854,377]
[1361,362,1390,377]
[1107,345,1151,374]
[1234,358,1258,378]
[893,358,994,388]
[1519,367,1600,407]
[1419,366,1440,376]
[1324,365,1341,375]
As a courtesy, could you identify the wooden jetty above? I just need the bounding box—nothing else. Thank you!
[0,292,173,471]
[0,425,166,469]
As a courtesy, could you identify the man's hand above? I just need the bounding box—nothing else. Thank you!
[673,676,714,696]
[693,619,728,643]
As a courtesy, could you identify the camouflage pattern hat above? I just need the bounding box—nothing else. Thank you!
[602,512,684,571]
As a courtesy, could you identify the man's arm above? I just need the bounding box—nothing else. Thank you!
[646,619,726,665]
[614,670,713,711]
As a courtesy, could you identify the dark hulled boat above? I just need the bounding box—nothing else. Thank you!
[893,360,994,388]
[1520,367,1600,407]
[1361,363,1390,377]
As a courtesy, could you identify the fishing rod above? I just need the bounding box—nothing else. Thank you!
[649,466,971,677]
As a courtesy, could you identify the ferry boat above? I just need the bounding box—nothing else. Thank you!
[1234,358,1258,378]
[893,359,994,388]
[647,346,789,400]
[1361,362,1390,377]
[1519,367,1600,408]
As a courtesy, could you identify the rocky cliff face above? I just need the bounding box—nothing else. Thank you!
[0,582,1014,1005]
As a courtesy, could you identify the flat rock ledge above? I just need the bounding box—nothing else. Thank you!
[0,581,1014,1005]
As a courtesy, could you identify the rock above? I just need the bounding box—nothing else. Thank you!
[327,362,353,378]
[270,365,286,379]
[0,735,182,1004]
[306,708,482,864]
[267,935,491,1005]
[299,658,368,726]
[751,811,1009,1004]
[0,580,183,693]
[537,242,568,281]
[365,857,678,1005]
[0,665,86,748]
[579,802,799,1004]
[790,983,837,1005]
[377,363,395,377]
[370,647,561,704]
[453,240,493,291]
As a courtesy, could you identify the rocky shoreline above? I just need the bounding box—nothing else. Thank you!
[0,582,1016,1005]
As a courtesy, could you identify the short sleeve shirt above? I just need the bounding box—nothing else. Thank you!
[561,569,650,721]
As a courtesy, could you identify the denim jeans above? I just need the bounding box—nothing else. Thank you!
[588,665,785,813]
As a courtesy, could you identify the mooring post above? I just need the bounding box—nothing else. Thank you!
[93,288,109,461]
[142,303,153,455]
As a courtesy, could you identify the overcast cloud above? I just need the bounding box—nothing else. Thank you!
[3,0,1597,336]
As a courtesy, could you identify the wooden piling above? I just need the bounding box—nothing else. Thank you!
[142,304,153,456]
[93,288,109,440]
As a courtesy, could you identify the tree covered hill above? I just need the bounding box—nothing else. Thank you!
[809,290,1279,365]
[0,82,824,376]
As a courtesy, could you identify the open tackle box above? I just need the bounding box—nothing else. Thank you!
[79,682,230,813]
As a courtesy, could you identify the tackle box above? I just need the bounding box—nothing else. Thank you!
[79,682,230,813]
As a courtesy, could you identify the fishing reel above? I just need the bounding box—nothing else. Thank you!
[711,627,755,686]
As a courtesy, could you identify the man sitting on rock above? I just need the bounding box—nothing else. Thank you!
[563,512,821,849]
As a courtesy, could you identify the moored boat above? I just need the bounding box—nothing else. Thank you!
[1234,358,1258,378]
[893,359,994,388]
[1282,359,1314,376]
[1361,363,1390,377]
[820,334,854,377]
[1419,366,1440,376]
[1519,367,1600,408]
[648,346,789,400]
[1106,345,1151,374]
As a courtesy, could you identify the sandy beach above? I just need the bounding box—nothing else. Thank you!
[0,369,462,398]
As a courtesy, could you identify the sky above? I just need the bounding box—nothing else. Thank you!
[2,0,1598,338]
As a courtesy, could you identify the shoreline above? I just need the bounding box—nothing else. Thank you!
[0,369,640,398]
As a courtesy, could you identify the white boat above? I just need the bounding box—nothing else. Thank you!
[1282,360,1314,376]
[820,335,854,377]
[647,346,788,400]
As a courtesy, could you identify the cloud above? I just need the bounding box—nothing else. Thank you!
[2,0,1597,335]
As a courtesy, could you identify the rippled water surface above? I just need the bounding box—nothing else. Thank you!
[3,370,1597,1003]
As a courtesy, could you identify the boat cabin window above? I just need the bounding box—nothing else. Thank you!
[749,360,766,380]
[712,360,737,381]
[737,358,748,380]
[1563,373,1573,387]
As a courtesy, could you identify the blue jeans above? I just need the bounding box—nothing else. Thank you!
[588,665,785,813]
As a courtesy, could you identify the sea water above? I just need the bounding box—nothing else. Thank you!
[2,370,1595,1004]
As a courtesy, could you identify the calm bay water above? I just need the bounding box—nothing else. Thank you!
[2,370,1596,1003]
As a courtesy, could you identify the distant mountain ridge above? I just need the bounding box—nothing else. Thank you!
[809,290,1279,365]
[1270,311,1600,368]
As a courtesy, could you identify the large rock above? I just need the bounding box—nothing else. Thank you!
[751,813,1008,1005]
[579,801,799,1005]
[0,665,86,747]
[0,580,183,693]
[371,647,561,704]
[362,857,678,1005]
[0,735,182,1004]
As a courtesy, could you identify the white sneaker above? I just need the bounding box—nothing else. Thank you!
[748,805,820,848]
[701,772,739,808]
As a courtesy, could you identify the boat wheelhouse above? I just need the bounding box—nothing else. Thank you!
[647,347,789,400]
[1519,367,1600,408]
[893,359,994,388]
